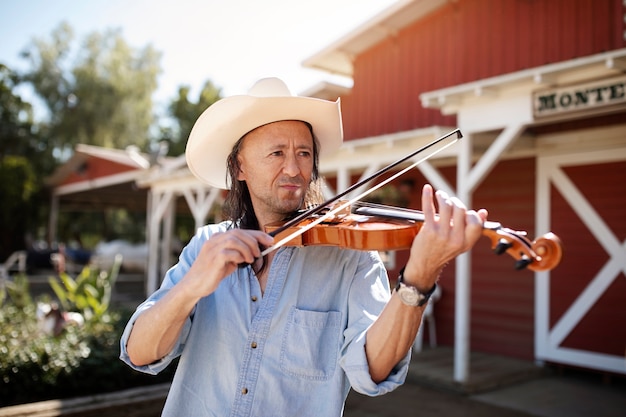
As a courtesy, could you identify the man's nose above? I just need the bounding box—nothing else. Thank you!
[282,153,300,177]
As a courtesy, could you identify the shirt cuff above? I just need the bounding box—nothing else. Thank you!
[340,330,410,396]
[119,299,191,375]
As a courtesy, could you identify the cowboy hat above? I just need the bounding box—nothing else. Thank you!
[185,77,343,189]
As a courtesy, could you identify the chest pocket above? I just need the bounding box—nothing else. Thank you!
[280,307,342,380]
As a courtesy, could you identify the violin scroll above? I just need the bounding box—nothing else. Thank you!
[484,227,563,272]
[529,232,563,271]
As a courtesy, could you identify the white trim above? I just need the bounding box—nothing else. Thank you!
[320,126,456,172]
[466,123,526,190]
[421,48,626,112]
[53,170,145,196]
[544,347,626,374]
[183,187,221,230]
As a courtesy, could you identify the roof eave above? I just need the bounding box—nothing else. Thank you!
[302,0,448,77]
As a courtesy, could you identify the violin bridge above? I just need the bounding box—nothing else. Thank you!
[324,200,351,222]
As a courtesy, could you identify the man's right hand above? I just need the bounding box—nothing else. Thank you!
[180,229,274,299]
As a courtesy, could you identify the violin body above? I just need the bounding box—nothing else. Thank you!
[266,214,423,252]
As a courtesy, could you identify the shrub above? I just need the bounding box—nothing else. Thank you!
[0,266,175,407]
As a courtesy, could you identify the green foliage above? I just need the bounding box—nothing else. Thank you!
[0,265,175,407]
[0,300,93,404]
[0,155,37,207]
[1,273,32,308]
[0,64,40,161]
[164,80,222,155]
[0,156,40,260]
[48,254,121,321]
[0,64,52,261]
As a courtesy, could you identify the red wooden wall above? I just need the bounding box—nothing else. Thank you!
[341,0,626,140]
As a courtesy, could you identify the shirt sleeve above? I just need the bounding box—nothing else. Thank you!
[339,251,411,396]
[118,225,214,374]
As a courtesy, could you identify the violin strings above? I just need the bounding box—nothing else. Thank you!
[352,201,423,214]
[260,130,461,256]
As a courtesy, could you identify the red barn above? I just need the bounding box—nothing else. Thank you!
[303,0,626,380]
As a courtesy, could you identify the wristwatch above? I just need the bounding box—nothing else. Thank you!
[394,267,437,307]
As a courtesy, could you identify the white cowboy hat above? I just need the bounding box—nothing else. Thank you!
[185,77,343,189]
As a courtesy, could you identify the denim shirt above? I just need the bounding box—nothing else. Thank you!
[120,222,410,417]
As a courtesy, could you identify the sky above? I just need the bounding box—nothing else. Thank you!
[0,0,399,112]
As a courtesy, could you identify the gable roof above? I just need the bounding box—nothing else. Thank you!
[45,144,152,187]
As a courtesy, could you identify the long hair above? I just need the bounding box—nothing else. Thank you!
[222,122,324,230]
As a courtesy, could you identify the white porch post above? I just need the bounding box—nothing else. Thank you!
[453,123,527,382]
[454,131,473,383]
[146,189,174,295]
[146,190,160,296]
[336,166,349,194]
[160,197,175,280]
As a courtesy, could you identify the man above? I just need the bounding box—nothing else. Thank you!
[120,77,487,416]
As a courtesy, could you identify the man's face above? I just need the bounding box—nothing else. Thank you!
[236,120,314,224]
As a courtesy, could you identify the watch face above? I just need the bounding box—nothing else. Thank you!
[398,285,421,306]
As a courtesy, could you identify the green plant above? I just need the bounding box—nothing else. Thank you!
[0,258,176,407]
[0,273,92,405]
[48,254,122,321]
[0,272,32,308]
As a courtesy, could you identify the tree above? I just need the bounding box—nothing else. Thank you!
[164,80,222,156]
[0,64,48,170]
[21,22,162,153]
[0,64,48,261]
[0,156,39,260]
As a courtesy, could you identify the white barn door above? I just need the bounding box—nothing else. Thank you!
[536,145,626,375]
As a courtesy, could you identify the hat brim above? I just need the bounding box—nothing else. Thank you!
[185,95,343,189]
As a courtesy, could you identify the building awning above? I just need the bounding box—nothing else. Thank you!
[420,48,626,115]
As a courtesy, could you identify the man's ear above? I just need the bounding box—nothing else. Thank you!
[236,155,245,181]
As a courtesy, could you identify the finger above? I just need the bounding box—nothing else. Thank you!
[233,230,273,257]
[220,248,251,268]
[449,196,468,231]
[435,189,454,229]
[254,231,276,249]
[477,208,489,222]
[211,231,266,264]
[463,210,485,247]
[421,184,436,224]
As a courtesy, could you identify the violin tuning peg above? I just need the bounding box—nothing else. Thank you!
[514,255,533,270]
[494,239,513,255]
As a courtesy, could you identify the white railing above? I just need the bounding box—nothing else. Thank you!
[0,251,27,283]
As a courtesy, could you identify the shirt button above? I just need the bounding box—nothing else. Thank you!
[241,388,249,395]
[251,296,258,302]
[251,342,257,349]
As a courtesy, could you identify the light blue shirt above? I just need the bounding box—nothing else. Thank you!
[120,222,410,417]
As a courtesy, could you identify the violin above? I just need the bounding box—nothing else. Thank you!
[265,201,563,272]
[260,129,562,272]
